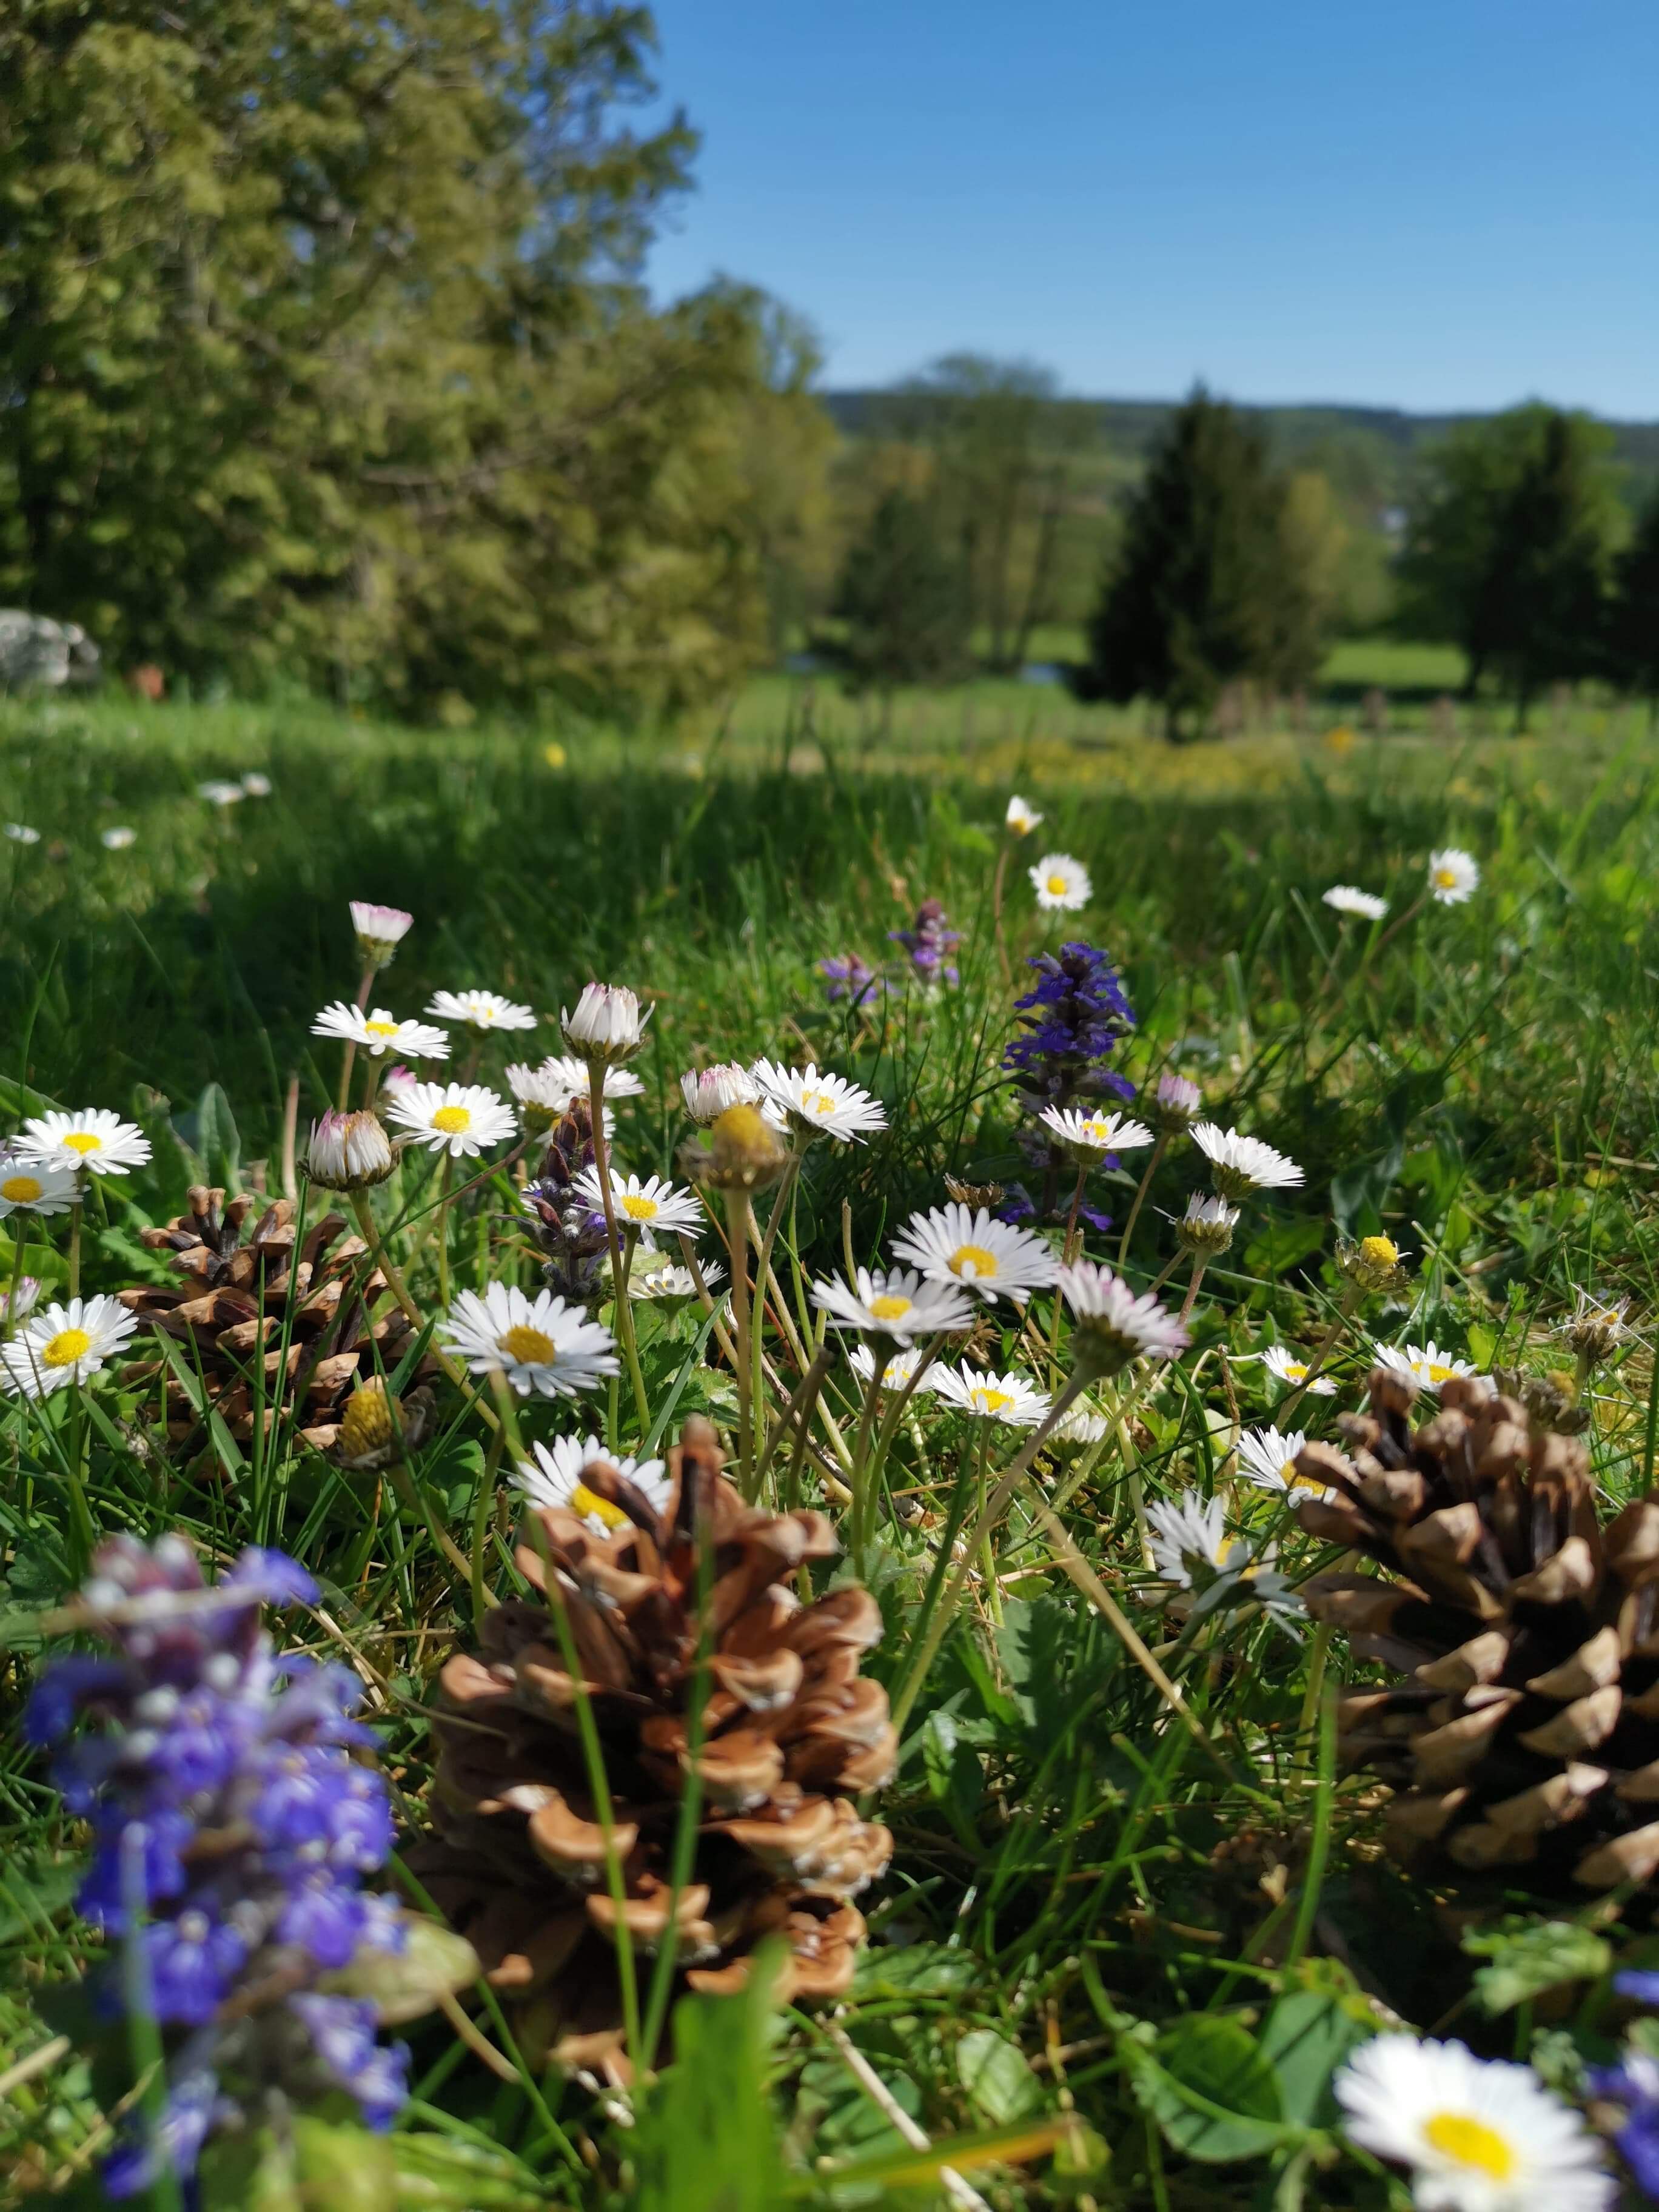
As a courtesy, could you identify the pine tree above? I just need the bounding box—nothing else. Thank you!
[1609,488,1659,716]
[832,489,972,694]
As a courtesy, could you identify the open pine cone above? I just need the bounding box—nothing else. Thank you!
[408,1416,896,2074]
[1296,1369,1659,1892]
[117,1185,421,1453]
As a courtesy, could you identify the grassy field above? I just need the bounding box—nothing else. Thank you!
[3,686,1659,2208]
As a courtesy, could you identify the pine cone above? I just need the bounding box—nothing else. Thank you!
[1296,1369,1659,1892]
[409,1417,895,2074]
[117,1184,421,1452]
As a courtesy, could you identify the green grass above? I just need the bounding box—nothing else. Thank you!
[2,686,1659,2207]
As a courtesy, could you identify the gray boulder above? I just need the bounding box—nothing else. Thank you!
[0,611,101,689]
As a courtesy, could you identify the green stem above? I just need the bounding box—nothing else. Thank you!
[848,1353,888,1578]
[723,1190,756,1495]
[471,1396,509,1628]
[347,1190,500,1437]
[587,1066,649,1435]
[1117,1131,1167,1267]
[5,1223,27,1336]
[1177,1256,1208,1324]
[434,1153,454,1312]
[67,1197,82,1303]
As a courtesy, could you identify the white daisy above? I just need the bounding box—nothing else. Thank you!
[440,1283,618,1400]
[561,982,649,1062]
[576,1166,704,1239]
[1057,1260,1190,1370]
[890,1202,1057,1306]
[2,1276,41,1326]
[1175,1193,1240,1253]
[197,780,245,807]
[304,1109,395,1191]
[1323,885,1387,921]
[1028,852,1091,911]
[1153,1071,1203,1128]
[1256,1344,1338,1396]
[349,902,414,966]
[100,827,136,851]
[380,1063,419,1099]
[384,1081,518,1160]
[1050,1398,1110,1451]
[1190,1123,1304,1198]
[749,1059,887,1145]
[932,1362,1050,1427]
[849,1343,940,1396]
[1427,848,1480,907]
[4,825,40,845]
[680,1062,761,1123]
[628,1253,725,1302]
[515,1434,671,1533]
[426,989,537,1034]
[0,1151,79,1217]
[1005,794,1043,837]
[1037,1106,1155,1160]
[1561,1290,1635,1364]
[18,1109,152,1179]
[1373,1339,1478,1395]
[1234,1426,1340,1501]
[311,1002,449,1061]
[812,1265,974,1341]
[523,1053,644,1107]
[1,1295,138,1398]
[240,773,272,797]
[1147,1493,1239,1586]
[1333,2034,1613,2212]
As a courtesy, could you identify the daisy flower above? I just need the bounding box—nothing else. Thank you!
[1152,1071,1202,1130]
[629,1253,725,1303]
[4,825,40,845]
[1,1295,138,1398]
[1373,1339,1478,1395]
[576,1166,704,1239]
[2,1276,41,1326]
[1057,1260,1189,1374]
[440,1284,617,1400]
[813,1265,974,1341]
[100,827,136,851]
[680,1063,761,1123]
[1561,1290,1635,1366]
[1050,1398,1110,1450]
[18,1109,152,1179]
[1005,794,1043,837]
[1028,852,1091,911]
[241,773,272,797]
[1323,885,1387,921]
[515,1435,670,1533]
[1333,2034,1613,2212]
[891,1202,1057,1305]
[1234,1426,1341,1501]
[523,1054,644,1107]
[349,902,414,967]
[384,1081,518,1160]
[749,1059,887,1145]
[426,989,537,1034]
[933,1362,1050,1427]
[304,1109,395,1190]
[1190,1123,1304,1198]
[849,1343,940,1396]
[1256,1344,1337,1396]
[1147,1493,1238,1585]
[1038,1105,1155,1160]
[311,1003,449,1061]
[197,780,245,807]
[1427,848,1480,906]
[561,982,648,1063]
[1175,1193,1239,1254]
[0,1151,79,1217]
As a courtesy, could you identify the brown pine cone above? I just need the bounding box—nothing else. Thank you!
[408,1417,895,2076]
[1296,1369,1659,1892]
[117,1184,420,1452]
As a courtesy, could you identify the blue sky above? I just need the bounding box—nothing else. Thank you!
[640,0,1657,416]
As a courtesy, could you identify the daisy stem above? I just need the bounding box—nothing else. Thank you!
[347,1190,501,1438]
[67,1198,81,1303]
[586,1066,649,1437]
[64,1390,96,1573]
[1294,1618,1334,1777]
[1061,1162,1088,1265]
[723,1189,756,1495]
[974,1424,1002,1627]
[1147,1248,1182,1297]
[1276,1285,1362,1426]
[849,1353,888,1577]
[752,1152,803,1456]
[867,1332,948,1505]
[1177,1258,1208,1324]
[1364,890,1426,971]
[434,1154,454,1312]
[1117,1131,1167,1267]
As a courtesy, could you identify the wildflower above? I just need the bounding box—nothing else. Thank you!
[1176,1193,1239,1255]
[850,1343,940,1396]
[680,1101,791,1193]
[945,1174,1005,1209]
[1056,1260,1188,1378]
[750,1059,888,1145]
[813,1265,973,1342]
[505,1060,571,1132]
[311,1002,449,1061]
[1428,848,1480,905]
[440,1282,618,1399]
[521,1101,611,1299]
[241,773,272,797]
[2,1276,41,1326]
[380,1062,418,1099]
[891,1202,1058,1306]
[101,826,137,851]
[514,1435,671,1532]
[819,953,886,1008]
[1050,1398,1110,1451]
[1004,943,1136,1122]
[18,1108,153,1178]
[1336,1231,1411,1295]
[1028,852,1091,912]
[304,1110,395,1191]
[426,988,537,1034]
[27,1536,410,2199]
[197,779,245,806]
[1561,1290,1634,1367]
[561,981,649,1065]
[1005,794,1042,836]
[0,1150,78,1216]
[1256,1345,1337,1396]
[576,1165,704,1239]
[1190,1123,1303,1198]
[933,1362,1050,1427]
[1234,1426,1341,1501]
[1323,885,1387,920]
[1373,1339,1478,1395]
[1038,1105,1155,1162]
[680,1063,760,1124]
[628,1252,725,1303]
[349,902,414,969]
[1146,1492,1297,1620]
[1152,1071,1202,1131]
[889,898,961,991]
[384,1081,517,1160]
[1,1294,137,1397]
[4,823,40,844]
[1333,2034,1612,2212]
[1586,2046,1659,2201]
[333,1379,426,1472]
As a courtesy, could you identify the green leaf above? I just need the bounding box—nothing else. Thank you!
[1464,1919,1612,2015]
[632,1943,789,2212]
[1258,1991,1371,2128]
[387,2134,545,2210]
[956,2028,1045,2125]
[319,1917,480,2026]
[1131,2015,1290,2163]
[850,1942,980,1999]
[1242,1217,1327,1278]
[293,2116,398,2209]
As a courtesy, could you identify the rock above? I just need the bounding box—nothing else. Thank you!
[0,611,101,689]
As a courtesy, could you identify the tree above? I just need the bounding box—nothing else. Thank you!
[1079,389,1323,739]
[832,489,971,695]
[1609,488,1659,715]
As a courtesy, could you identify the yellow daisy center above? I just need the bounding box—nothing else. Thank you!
[570,1481,629,1530]
[430,1105,471,1134]
[1,1175,44,1204]
[1422,2112,1515,2182]
[1433,868,1459,889]
[42,1327,92,1368]
[802,1090,838,1118]
[1426,1361,1459,1383]
[620,1193,658,1221]
[868,1295,913,1321]
[339,1386,395,1458]
[1045,873,1069,895]
[61,1131,102,1155]
[1358,1235,1398,1267]
[498,1324,557,1366]
[947,1243,999,1281]
[1279,1361,1309,1382]
[973,1387,1014,1414]
[364,1019,400,1038]
[1080,1120,1111,1142]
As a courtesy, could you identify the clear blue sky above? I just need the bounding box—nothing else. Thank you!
[640,0,1657,417]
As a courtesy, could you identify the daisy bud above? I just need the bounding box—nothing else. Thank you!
[304,1109,395,1191]
[333,1379,429,1470]
[349,901,414,970]
[944,1174,1006,1210]
[1153,1072,1202,1131]
[561,981,649,1065]
[680,1062,760,1124]
[1337,1232,1411,1296]
[1176,1193,1239,1256]
[1560,1290,1634,1369]
[680,1103,788,1192]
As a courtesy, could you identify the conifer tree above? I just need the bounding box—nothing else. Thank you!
[833,489,972,694]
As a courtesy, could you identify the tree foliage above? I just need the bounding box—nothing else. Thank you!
[832,488,972,694]
[1607,488,1659,712]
